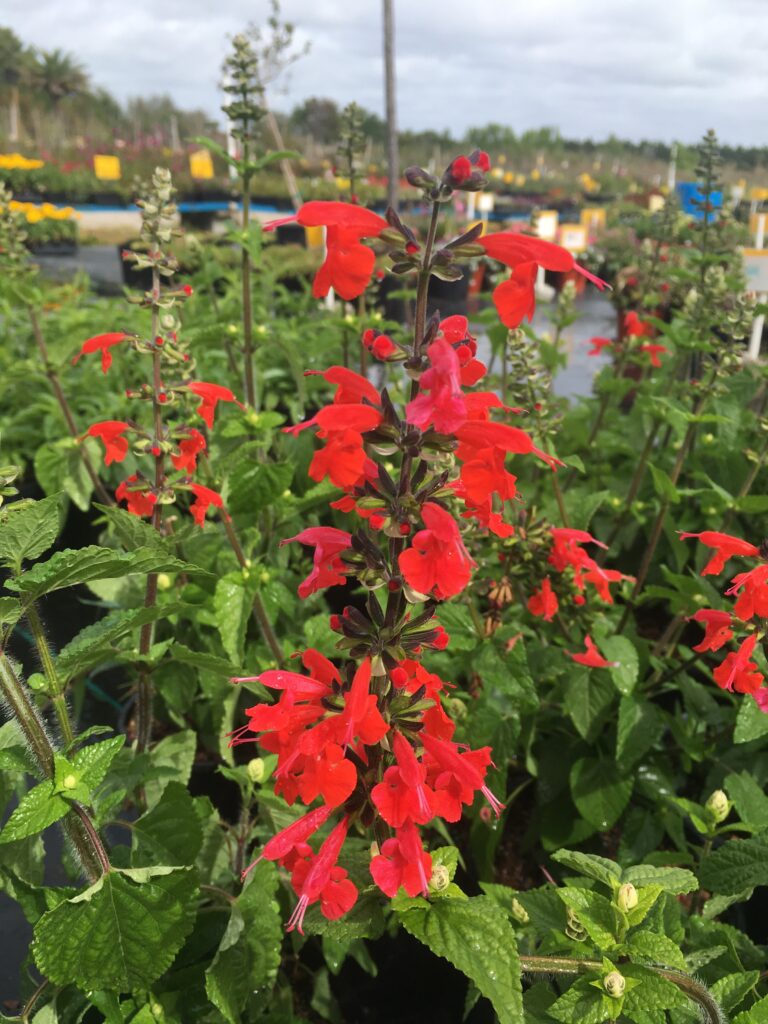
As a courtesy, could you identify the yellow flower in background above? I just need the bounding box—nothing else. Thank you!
[0,153,45,170]
[4,198,78,222]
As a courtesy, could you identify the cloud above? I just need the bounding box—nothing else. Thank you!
[3,0,768,145]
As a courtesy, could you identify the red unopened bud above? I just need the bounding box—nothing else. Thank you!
[450,155,472,184]
[369,514,386,530]
[372,335,396,359]
[155,336,164,346]
[362,327,376,349]
[329,614,342,631]
[405,241,420,254]
[375,269,385,280]
[399,522,411,536]
[473,150,491,172]
[387,578,400,591]
[183,354,190,361]
[391,667,408,687]
[183,285,193,296]
[432,627,449,650]
[158,392,168,404]
[150,445,161,457]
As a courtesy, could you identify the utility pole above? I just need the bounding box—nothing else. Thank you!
[382,0,399,211]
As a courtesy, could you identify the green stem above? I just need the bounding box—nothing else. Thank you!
[25,601,73,747]
[519,956,723,1023]
[241,150,256,408]
[600,417,662,557]
[21,978,50,1023]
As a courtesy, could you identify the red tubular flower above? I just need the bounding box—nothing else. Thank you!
[281,527,352,598]
[713,634,763,694]
[639,343,668,368]
[587,337,613,356]
[726,563,768,621]
[398,502,477,599]
[72,332,129,374]
[371,731,436,827]
[679,531,760,576]
[188,483,224,526]
[624,310,653,338]
[265,201,388,301]
[287,816,356,932]
[301,659,389,753]
[528,577,558,621]
[406,338,467,434]
[305,365,381,407]
[449,155,473,184]
[241,804,333,879]
[370,819,432,898]
[455,420,563,471]
[689,609,734,652]
[421,733,503,821]
[480,231,608,329]
[187,382,241,427]
[115,475,157,518]
[87,421,131,465]
[171,428,206,473]
[566,634,617,669]
[438,315,487,385]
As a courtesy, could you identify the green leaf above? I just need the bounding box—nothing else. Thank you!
[699,834,768,894]
[131,782,203,867]
[711,971,760,1014]
[621,963,689,1015]
[168,642,245,679]
[73,736,125,790]
[6,546,206,600]
[228,461,293,516]
[34,438,96,511]
[397,896,523,1024]
[0,596,21,627]
[93,503,169,551]
[564,668,615,742]
[214,572,253,664]
[648,462,680,504]
[0,495,62,569]
[601,636,639,696]
[620,864,698,895]
[205,860,282,1024]
[551,849,621,889]
[626,929,687,971]
[0,780,70,843]
[547,977,610,1024]
[734,696,768,743]
[570,757,633,831]
[733,993,768,1024]
[616,696,664,769]
[725,771,768,829]
[32,866,199,991]
[144,730,197,807]
[557,887,625,947]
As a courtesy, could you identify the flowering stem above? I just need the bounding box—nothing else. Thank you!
[28,306,114,507]
[413,202,441,354]
[519,956,722,1023]
[0,652,108,882]
[135,268,165,753]
[599,417,662,556]
[240,141,256,409]
[25,600,74,747]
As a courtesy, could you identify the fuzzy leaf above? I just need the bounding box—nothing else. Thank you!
[131,782,203,867]
[557,887,625,948]
[144,730,197,808]
[0,495,62,569]
[32,866,199,991]
[710,971,760,1014]
[699,834,768,894]
[214,572,253,665]
[564,668,615,742]
[725,771,768,829]
[734,696,768,743]
[398,896,523,1024]
[72,736,125,790]
[626,929,687,971]
[0,781,70,843]
[551,849,621,889]
[620,865,698,895]
[570,757,633,831]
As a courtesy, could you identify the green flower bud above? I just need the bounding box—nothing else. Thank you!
[246,758,265,784]
[510,897,529,924]
[616,882,638,912]
[603,970,625,998]
[63,774,78,790]
[157,572,172,591]
[429,865,450,893]
[706,789,730,823]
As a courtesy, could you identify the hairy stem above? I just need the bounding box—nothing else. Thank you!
[25,601,73,747]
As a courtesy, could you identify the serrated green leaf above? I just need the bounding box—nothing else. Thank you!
[733,993,768,1024]
[131,782,203,867]
[734,696,768,743]
[621,864,698,895]
[570,757,633,831]
[93,503,169,551]
[168,642,245,678]
[551,849,621,889]
[227,461,293,517]
[144,730,197,807]
[621,963,689,1014]
[601,636,639,696]
[626,929,687,970]
[649,462,680,504]
[711,971,760,1013]
[564,667,615,742]
[0,780,70,844]
[214,572,252,664]
[0,494,62,569]
[32,866,199,991]
[398,896,522,1024]
[0,596,21,627]
[73,736,125,790]
[699,834,768,894]
[725,771,768,829]
[205,860,282,1024]
[6,546,207,600]
[616,696,664,768]
[547,977,609,1024]
[557,886,625,947]
[34,439,96,511]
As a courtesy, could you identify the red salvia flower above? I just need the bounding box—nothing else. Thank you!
[528,577,558,622]
[679,531,760,576]
[421,733,504,821]
[371,731,437,827]
[115,475,157,518]
[87,421,131,465]
[286,817,356,933]
[171,428,206,473]
[689,609,734,652]
[713,634,764,695]
[282,527,352,598]
[726,563,768,621]
[241,804,333,879]
[187,382,241,428]
[188,483,224,526]
[587,337,613,356]
[639,343,668,368]
[72,332,129,374]
[566,634,617,669]
[406,338,467,434]
[398,502,477,599]
[624,310,654,338]
[370,819,432,898]
[265,201,388,301]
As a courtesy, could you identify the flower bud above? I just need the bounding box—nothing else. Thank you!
[616,883,638,912]
[706,789,730,823]
[429,864,450,893]
[246,758,265,784]
[603,970,625,998]
[157,573,173,591]
[510,897,529,924]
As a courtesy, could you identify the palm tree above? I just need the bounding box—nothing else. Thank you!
[28,48,90,147]
[0,27,28,142]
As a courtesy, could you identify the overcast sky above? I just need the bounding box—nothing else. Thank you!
[4,0,768,145]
